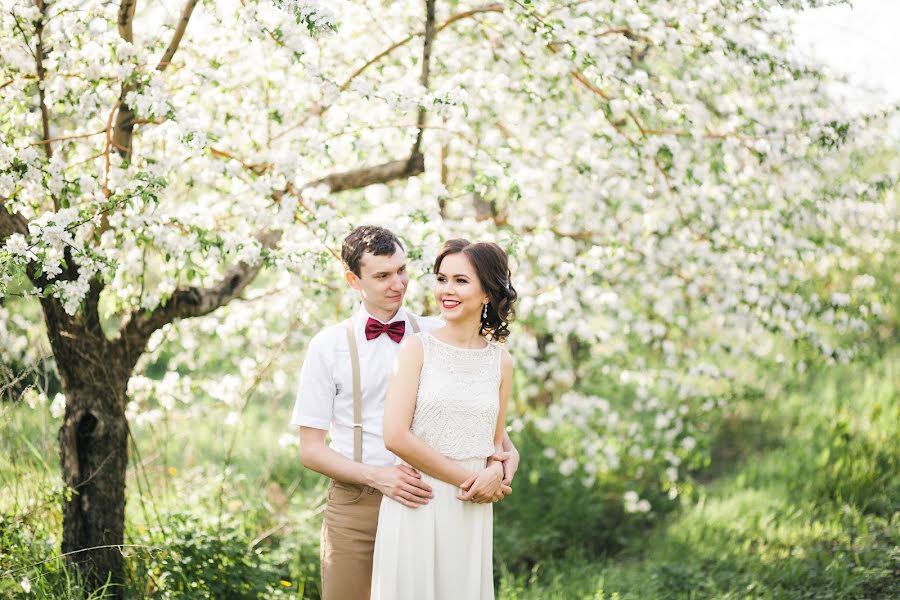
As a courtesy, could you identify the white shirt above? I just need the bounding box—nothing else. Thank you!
[290,306,444,466]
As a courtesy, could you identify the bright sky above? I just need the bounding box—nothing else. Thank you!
[791,0,900,104]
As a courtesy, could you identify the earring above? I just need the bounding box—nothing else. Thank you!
[482,303,488,320]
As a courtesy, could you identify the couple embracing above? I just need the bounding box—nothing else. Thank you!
[290,225,520,599]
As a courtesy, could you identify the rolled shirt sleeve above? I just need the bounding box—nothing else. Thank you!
[290,332,335,430]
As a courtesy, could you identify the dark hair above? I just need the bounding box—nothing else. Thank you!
[433,238,517,343]
[342,226,404,277]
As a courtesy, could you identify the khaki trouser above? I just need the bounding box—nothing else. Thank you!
[321,479,383,600]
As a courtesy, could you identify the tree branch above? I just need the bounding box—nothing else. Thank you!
[31,129,107,146]
[156,0,199,72]
[120,144,427,353]
[31,1,58,210]
[208,146,426,195]
[110,0,138,163]
[116,229,282,364]
[303,154,425,194]
[339,3,500,93]
[410,0,436,159]
[0,203,29,245]
[118,0,137,42]
[272,3,502,143]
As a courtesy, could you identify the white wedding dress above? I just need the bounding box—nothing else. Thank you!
[370,331,502,600]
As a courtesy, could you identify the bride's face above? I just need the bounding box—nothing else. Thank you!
[434,252,488,324]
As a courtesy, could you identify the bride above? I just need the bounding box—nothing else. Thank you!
[370,238,518,600]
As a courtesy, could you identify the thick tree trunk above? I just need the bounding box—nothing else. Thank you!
[41,289,135,599]
[58,382,129,596]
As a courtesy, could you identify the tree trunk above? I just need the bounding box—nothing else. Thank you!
[42,290,134,599]
[58,381,129,596]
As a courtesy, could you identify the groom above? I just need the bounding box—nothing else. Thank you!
[291,225,520,599]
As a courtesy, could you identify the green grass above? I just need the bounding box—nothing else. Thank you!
[497,350,899,599]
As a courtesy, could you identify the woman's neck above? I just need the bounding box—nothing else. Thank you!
[437,317,486,348]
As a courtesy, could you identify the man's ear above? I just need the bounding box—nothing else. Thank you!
[345,270,361,290]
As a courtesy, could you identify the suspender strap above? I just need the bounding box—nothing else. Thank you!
[345,312,419,463]
[344,319,363,463]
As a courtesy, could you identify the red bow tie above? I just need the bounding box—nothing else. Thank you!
[365,317,406,343]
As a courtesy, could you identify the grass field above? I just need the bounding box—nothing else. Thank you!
[497,349,899,599]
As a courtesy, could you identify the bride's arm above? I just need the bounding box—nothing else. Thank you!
[494,349,513,450]
[383,336,473,488]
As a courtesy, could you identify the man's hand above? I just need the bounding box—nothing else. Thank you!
[457,462,509,503]
[491,449,520,486]
[371,465,433,508]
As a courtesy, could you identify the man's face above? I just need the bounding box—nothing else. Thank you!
[347,245,409,319]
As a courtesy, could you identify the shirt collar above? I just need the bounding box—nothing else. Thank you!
[354,305,408,327]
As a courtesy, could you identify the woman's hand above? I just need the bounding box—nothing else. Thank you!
[457,462,509,503]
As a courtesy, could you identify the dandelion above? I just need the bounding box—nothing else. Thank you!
[168,467,177,476]
[279,580,291,588]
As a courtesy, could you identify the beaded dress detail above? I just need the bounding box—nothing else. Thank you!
[410,331,501,460]
[371,331,502,600]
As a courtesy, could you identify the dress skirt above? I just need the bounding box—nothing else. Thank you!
[370,457,494,600]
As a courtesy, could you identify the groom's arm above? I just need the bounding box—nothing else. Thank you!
[498,430,520,486]
[299,428,432,508]
[292,331,431,508]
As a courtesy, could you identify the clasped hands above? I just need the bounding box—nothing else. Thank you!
[457,451,517,504]
[374,451,518,507]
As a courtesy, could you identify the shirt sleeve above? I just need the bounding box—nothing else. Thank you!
[290,331,335,430]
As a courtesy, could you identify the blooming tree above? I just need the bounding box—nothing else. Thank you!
[1,0,896,593]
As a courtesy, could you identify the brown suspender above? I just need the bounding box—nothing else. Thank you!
[345,314,420,463]
[344,319,363,462]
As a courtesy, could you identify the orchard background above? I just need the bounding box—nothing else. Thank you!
[1,0,897,598]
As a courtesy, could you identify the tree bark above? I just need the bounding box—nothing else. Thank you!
[43,285,136,599]
[58,381,129,596]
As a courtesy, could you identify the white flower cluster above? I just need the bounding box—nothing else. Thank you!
[623,490,651,514]
[275,0,337,34]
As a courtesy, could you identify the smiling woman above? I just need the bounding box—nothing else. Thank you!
[374,238,518,599]
[433,239,518,345]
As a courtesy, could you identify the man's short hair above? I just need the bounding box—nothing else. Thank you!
[342,226,404,277]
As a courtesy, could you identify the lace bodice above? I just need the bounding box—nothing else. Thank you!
[410,331,502,460]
